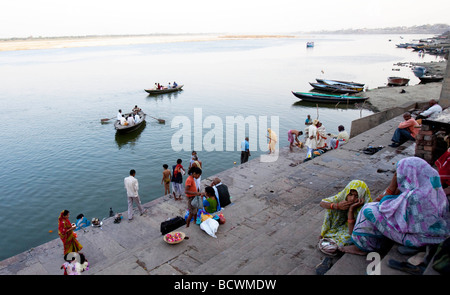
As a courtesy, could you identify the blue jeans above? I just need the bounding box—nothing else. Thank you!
[391,128,414,144]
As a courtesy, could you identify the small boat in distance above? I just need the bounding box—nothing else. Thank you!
[292,91,369,103]
[309,82,361,94]
[387,77,410,86]
[145,84,184,95]
[115,110,146,134]
[314,79,364,92]
[306,42,314,47]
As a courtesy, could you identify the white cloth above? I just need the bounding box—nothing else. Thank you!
[124,176,139,198]
[117,112,122,121]
[420,104,442,117]
[127,116,135,126]
[120,117,126,125]
[134,114,140,123]
[305,125,318,149]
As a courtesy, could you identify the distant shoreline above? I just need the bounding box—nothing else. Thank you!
[0,34,297,52]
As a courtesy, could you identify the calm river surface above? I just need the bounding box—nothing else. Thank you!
[0,34,444,260]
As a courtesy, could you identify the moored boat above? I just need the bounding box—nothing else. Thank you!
[115,110,146,134]
[419,75,444,83]
[306,42,314,47]
[309,82,361,94]
[314,79,364,92]
[292,91,369,103]
[145,84,184,94]
[387,77,410,86]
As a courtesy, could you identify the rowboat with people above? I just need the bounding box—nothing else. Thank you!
[292,91,369,103]
[115,110,146,134]
[144,84,184,95]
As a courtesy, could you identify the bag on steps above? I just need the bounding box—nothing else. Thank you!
[160,216,186,235]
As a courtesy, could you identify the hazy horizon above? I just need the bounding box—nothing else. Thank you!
[1,0,450,39]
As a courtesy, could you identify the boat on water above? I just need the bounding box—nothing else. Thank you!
[309,82,361,94]
[144,84,184,95]
[387,77,410,86]
[115,110,146,134]
[292,91,369,103]
[419,75,444,83]
[306,42,314,48]
[315,78,365,88]
[314,79,364,92]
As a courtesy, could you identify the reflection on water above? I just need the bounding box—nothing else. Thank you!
[291,99,369,111]
[115,121,147,149]
[146,90,183,100]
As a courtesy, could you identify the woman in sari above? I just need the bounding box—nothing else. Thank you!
[58,210,83,257]
[346,157,450,255]
[319,180,372,246]
[267,128,277,154]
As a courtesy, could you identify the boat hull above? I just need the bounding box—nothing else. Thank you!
[387,77,410,86]
[314,79,364,91]
[309,82,361,94]
[292,91,369,103]
[144,85,184,94]
[419,75,444,83]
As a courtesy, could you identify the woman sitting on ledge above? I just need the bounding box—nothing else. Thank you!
[343,157,450,255]
[319,180,371,246]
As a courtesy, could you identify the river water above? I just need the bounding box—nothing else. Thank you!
[0,34,444,260]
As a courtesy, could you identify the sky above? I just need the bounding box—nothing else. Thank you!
[1,0,449,38]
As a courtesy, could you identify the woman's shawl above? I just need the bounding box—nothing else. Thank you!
[322,180,372,205]
[374,157,449,238]
[320,180,372,245]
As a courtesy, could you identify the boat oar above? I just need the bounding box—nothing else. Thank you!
[149,116,165,124]
[100,117,115,123]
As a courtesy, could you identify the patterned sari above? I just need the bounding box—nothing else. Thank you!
[352,157,450,252]
[58,211,83,256]
[320,180,372,246]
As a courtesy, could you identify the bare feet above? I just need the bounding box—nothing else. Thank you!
[339,245,367,256]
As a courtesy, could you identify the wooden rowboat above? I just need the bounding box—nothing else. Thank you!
[115,111,146,134]
[309,82,361,94]
[292,91,369,103]
[315,78,365,88]
[314,79,364,92]
[144,84,184,94]
[387,77,410,86]
[419,75,444,83]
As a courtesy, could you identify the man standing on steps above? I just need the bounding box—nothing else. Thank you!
[240,137,250,164]
[124,169,147,221]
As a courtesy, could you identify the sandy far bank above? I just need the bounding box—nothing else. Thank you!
[0,34,296,52]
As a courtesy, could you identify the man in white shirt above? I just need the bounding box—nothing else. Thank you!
[117,109,122,121]
[134,113,140,124]
[417,99,442,120]
[127,115,135,126]
[329,125,350,149]
[124,169,146,220]
[305,120,318,161]
[120,115,126,125]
